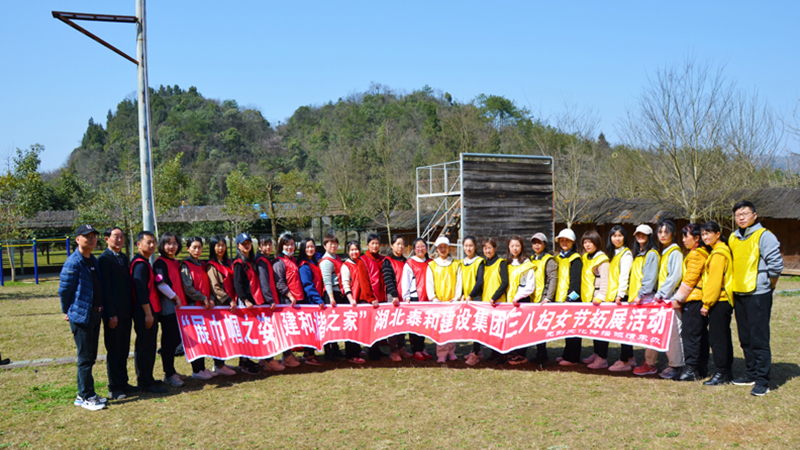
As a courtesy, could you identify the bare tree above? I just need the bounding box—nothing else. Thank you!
[527,104,601,227]
[621,57,780,222]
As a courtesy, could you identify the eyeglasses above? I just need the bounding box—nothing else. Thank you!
[735,211,754,219]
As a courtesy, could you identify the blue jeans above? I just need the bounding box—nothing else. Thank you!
[70,310,102,399]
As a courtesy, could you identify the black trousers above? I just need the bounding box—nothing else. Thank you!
[103,314,132,392]
[133,308,159,388]
[708,300,733,374]
[681,301,709,374]
[70,310,102,399]
[562,338,582,363]
[734,292,773,387]
[593,340,609,359]
[159,314,182,377]
[535,343,549,361]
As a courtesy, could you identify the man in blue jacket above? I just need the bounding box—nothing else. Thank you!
[58,224,107,411]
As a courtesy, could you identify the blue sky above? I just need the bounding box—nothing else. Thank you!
[1,1,798,172]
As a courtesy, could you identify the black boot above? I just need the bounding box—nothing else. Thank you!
[703,372,731,386]
[677,365,699,382]
[0,353,9,365]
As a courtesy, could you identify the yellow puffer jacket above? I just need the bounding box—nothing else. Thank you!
[683,247,708,302]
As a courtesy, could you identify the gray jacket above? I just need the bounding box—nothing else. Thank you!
[731,223,783,295]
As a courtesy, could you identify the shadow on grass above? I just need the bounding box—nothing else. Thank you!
[0,290,57,302]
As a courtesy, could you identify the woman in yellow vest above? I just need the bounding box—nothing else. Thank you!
[699,221,735,386]
[646,220,685,380]
[578,230,611,369]
[530,232,557,365]
[461,236,486,366]
[425,236,462,363]
[629,224,661,376]
[480,237,509,364]
[554,229,584,366]
[506,236,537,365]
[606,226,635,372]
[671,223,710,381]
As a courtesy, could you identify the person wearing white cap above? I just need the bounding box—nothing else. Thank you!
[530,232,557,365]
[628,224,662,376]
[553,229,584,366]
[425,236,462,363]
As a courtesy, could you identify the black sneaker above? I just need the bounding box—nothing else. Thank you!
[145,385,168,394]
[703,372,731,386]
[109,391,127,400]
[732,377,756,386]
[750,385,769,396]
[677,365,699,382]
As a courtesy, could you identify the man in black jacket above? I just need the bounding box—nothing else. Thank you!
[98,227,136,400]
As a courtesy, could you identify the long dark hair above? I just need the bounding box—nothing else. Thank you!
[296,237,319,265]
[657,220,678,249]
[235,237,255,264]
[506,236,530,263]
[632,229,658,256]
[157,231,182,258]
[701,221,728,245]
[208,235,230,266]
[606,225,628,255]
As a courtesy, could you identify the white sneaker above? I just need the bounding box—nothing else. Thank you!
[263,359,286,371]
[587,357,609,369]
[191,370,213,380]
[75,395,107,406]
[447,353,458,361]
[164,374,185,387]
[282,354,301,368]
[213,365,236,376]
[582,353,598,364]
[79,395,107,411]
[608,360,633,372]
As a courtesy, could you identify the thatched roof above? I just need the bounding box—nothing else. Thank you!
[570,188,800,225]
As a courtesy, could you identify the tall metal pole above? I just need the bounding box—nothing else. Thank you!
[136,0,157,235]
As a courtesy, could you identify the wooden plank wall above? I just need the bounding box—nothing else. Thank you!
[462,156,553,245]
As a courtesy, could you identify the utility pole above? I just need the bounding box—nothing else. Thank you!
[53,0,157,237]
[135,0,157,235]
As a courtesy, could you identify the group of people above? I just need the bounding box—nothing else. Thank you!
[58,200,783,411]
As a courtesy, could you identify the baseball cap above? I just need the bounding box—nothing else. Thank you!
[75,224,98,237]
[634,224,653,236]
[235,233,252,245]
[530,232,547,243]
[434,236,450,247]
[555,228,576,243]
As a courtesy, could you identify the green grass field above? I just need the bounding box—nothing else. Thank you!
[1,281,799,449]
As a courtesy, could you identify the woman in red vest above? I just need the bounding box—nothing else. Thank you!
[205,236,238,375]
[232,233,263,375]
[339,240,366,364]
[272,233,303,368]
[400,238,433,361]
[153,231,188,387]
[180,237,219,380]
[256,236,285,372]
[382,235,412,361]
[297,237,324,366]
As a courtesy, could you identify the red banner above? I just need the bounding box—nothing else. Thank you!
[176,302,674,362]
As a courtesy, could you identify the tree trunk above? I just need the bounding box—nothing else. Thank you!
[7,246,15,282]
[267,187,278,247]
[344,216,349,243]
